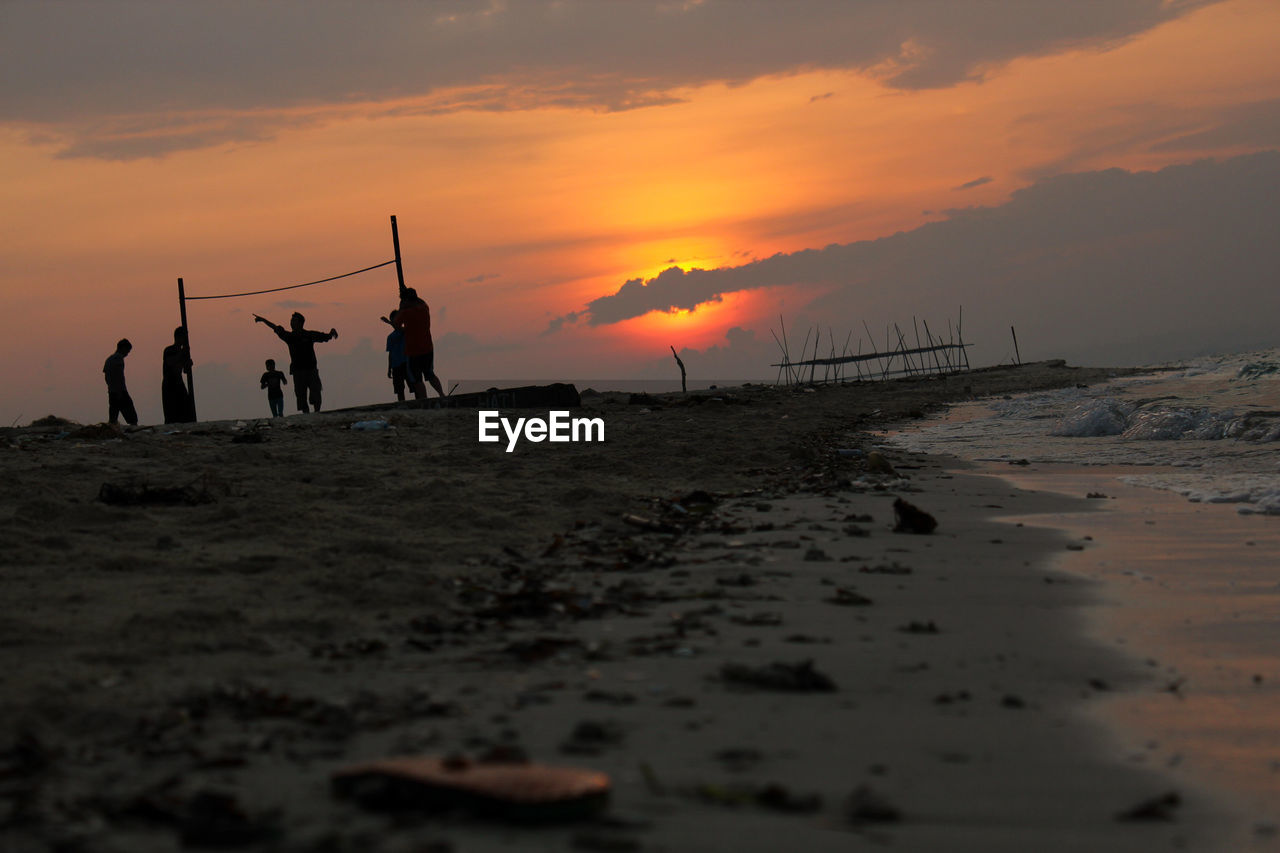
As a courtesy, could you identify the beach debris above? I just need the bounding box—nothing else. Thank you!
[713,748,764,773]
[693,782,822,813]
[803,547,831,561]
[98,479,215,506]
[842,524,871,537]
[1009,458,1030,466]
[866,452,897,477]
[30,414,76,427]
[859,562,912,575]
[333,754,611,821]
[1000,694,1026,709]
[583,690,636,706]
[719,659,837,692]
[672,490,717,515]
[892,498,937,534]
[845,785,902,824]
[561,720,625,756]
[1087,491,1109,499]
[897,620,939,634]
[104,785,281,847]
[933,690,971,705]
[501,636,583,663]
[729,611,783,626]
[351,418,392,431]
[825,588,873,606]
[1115,790,1181,822]
[621,514,680,534]
[68,422,123,440]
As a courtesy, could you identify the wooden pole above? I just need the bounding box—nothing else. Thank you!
[390,214,407,297]
[1011,325,1022,365]
[670,345,687,393]
[177,277,197,421]
[922,319,946,372]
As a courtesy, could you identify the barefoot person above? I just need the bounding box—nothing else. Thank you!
[253,312,338,413]
[388,289,444,400]
[103,338,138,426]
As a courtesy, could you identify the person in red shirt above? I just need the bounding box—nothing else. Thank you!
[390,288,445,400]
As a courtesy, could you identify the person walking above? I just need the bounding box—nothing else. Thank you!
[103,338,138,426]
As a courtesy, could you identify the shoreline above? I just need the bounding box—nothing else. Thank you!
[972,460,1280,845]
[0,362,1237,850]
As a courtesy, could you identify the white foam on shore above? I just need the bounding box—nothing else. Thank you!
[887,347,1280,513]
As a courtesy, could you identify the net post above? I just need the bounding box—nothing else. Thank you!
[390,215,407,297]
[178,277,197,420]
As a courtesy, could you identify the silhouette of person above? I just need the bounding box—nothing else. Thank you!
[388,288,445,400]
[254,312,337,413]
[162,327,196,424]
[382,309,410,402]
[103,338,138,426]
[260,358,288,417]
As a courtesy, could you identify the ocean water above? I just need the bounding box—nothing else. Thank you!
[887,348,1280,514]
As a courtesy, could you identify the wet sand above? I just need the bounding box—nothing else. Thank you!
[0,362,1237,851]
[976,462,1280,846]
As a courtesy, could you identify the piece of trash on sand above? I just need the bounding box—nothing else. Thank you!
[1115,790,1181,822]
[98,480,215,506]
[719,659,837,692]
[846,784,902,824]
[332,754,610,821]
[866,451,897,477]
[351,419,392,431]
[892,498,937,534]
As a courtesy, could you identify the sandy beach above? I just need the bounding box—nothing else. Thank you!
[0,362,1241,851]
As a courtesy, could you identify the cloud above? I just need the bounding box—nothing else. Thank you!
[1152,97,1280,152]
[558,151,1280,366]
[955,176,993,190]
[1,1,1218,159]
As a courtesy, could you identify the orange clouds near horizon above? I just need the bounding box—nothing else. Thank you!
[2,0,1279,424]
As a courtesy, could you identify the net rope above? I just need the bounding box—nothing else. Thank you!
[184,259,396,300]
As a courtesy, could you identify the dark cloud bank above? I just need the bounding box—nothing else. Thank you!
[2,0,1217,158]
[575,152,1280,368]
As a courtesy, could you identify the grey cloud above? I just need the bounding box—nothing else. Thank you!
[1152,98,1280,152]
[564,151,1280,366]
[1,0,1217,159]
[955,176,993,190]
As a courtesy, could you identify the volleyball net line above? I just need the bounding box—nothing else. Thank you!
[183,259,397,301]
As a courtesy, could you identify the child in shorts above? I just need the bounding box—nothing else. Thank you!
[260,358,288,417]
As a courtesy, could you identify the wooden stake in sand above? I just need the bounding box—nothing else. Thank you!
[670,345,687,393]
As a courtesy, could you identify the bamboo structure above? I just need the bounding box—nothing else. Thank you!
[771,310,972,386]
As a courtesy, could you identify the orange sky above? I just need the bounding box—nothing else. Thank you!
[2,0,1279,422]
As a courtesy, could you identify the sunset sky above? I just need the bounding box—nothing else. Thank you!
[3,0,1279,423]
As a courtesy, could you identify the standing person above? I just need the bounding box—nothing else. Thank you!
[162,327,196,424]
[391,288,445,400]
[260,358,288,417]
[103,338,138,426]
[253,312,338,413]
[382,310,410,402]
